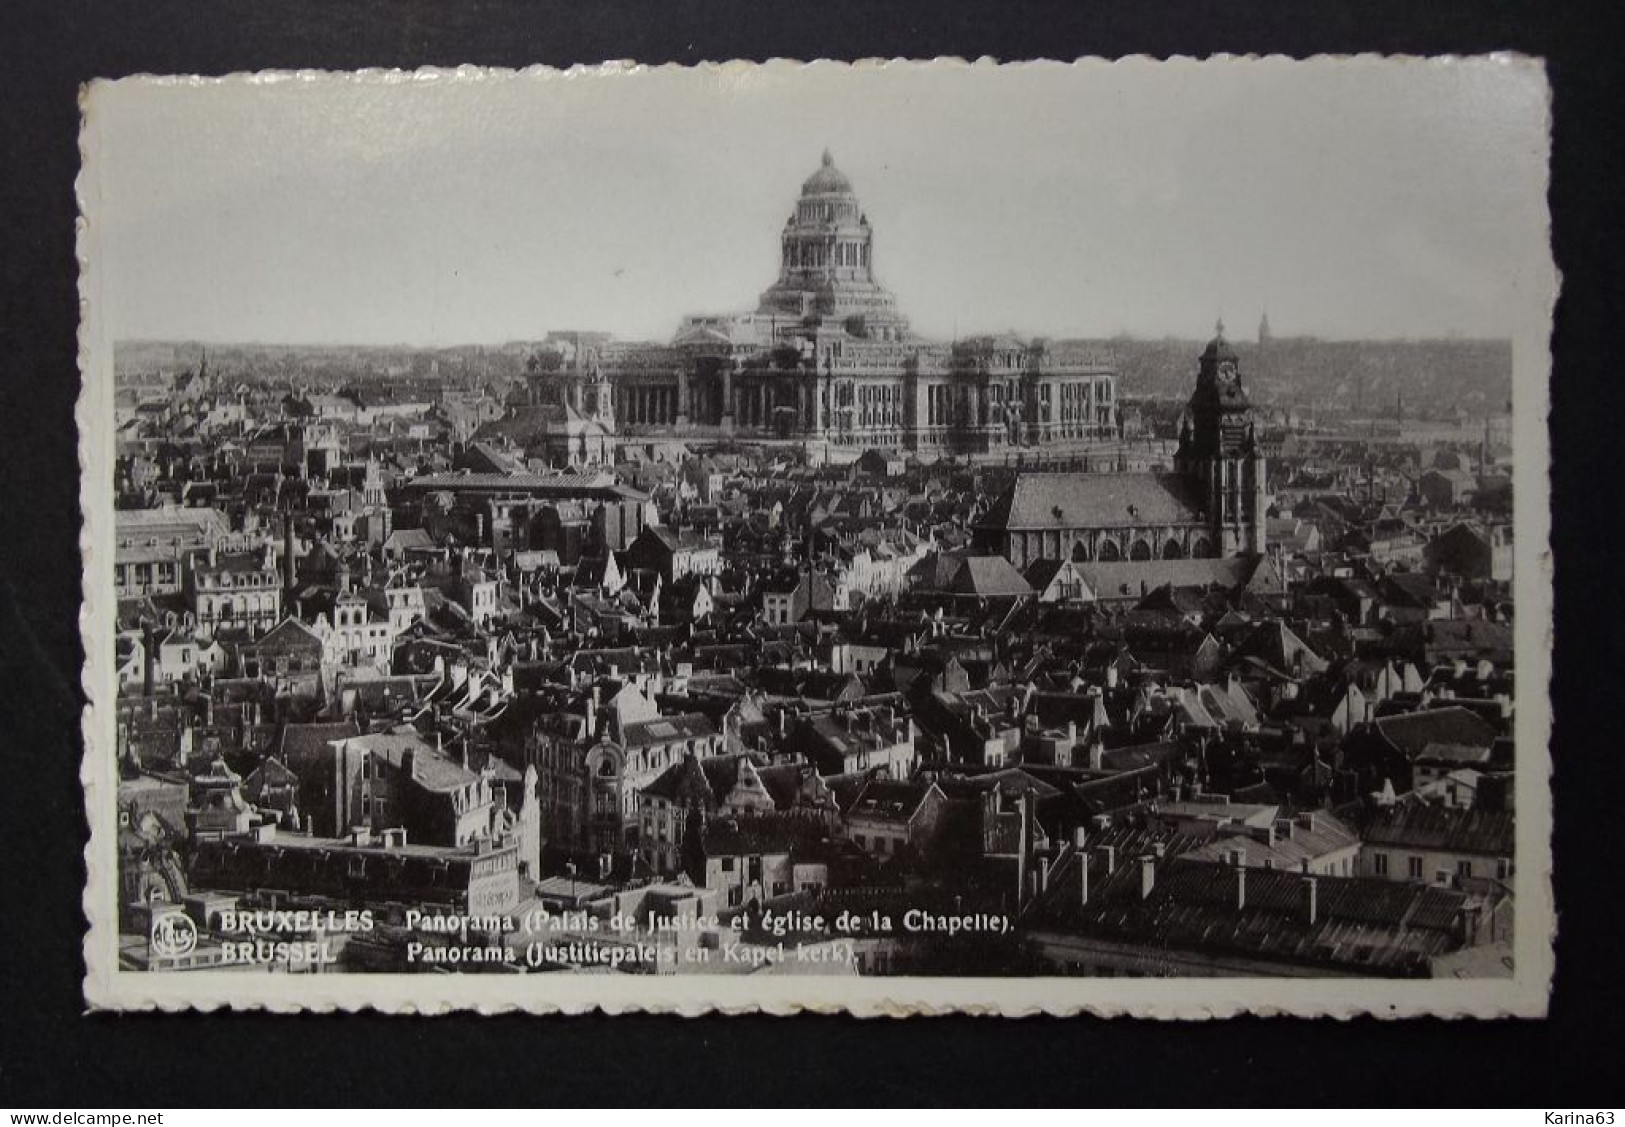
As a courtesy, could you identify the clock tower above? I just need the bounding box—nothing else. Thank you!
[1176,321,1268,555]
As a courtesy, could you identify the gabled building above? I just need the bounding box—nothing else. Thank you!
[702,814,834,908]
[787,704,917,778]
[760,570,837,626]
[188,547,283,635]
[1358,804,1514,888]
[327,730,498,848]
[235,617,325,681]
[844,778,949,862]
[622,524,723,583]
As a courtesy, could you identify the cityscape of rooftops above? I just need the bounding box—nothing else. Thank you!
[104,70,1532,980]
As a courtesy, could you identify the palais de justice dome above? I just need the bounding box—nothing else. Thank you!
[501,151,1123,463]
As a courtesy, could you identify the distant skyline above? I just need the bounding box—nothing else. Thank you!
[87,59,1551,347]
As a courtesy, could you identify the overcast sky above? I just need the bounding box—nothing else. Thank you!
[85,58,1551,347]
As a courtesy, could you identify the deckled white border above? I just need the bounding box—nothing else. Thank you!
[78,56,1558,1017]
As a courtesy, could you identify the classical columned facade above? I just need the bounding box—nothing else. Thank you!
[600,336,1121,455]
[525,153,1123,457]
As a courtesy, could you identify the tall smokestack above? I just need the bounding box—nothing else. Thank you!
[283,513,297,602]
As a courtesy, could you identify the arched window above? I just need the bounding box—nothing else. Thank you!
[1130,539,1153,561]
[1071,541,1092,563]
[1162,539,1185,560]
[1191,536,1213,559]
[1097,539,1122,563]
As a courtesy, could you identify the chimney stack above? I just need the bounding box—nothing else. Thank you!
[1303,876,1319,926]
[1235,860,1248,912]
[1014,794,1030,906]
[1139,854,1157,900]
[142,624,156,696]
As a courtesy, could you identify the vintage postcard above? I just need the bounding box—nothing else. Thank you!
[78,58,1555,1016]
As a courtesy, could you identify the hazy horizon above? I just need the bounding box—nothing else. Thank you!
[112,328,1517,352]
[87,59,1551,348]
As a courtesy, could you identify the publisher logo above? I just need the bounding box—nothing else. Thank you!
[150,911,197,959]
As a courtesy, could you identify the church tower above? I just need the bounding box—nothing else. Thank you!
[362,456,392,538]
[1176,321,1268,556]
[580,356,615,431]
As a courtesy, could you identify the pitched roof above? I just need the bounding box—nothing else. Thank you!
[703,813,825,856]
[1362,804,1514,856]
[621,713,720,748]
[1182,813,1360,868]
[351,731,480,793]
[979,472,1203,531]
[641,753,714,804]
[1076,556,1262,600]
[1232,620,1328,676]
[1022,557,1074,592]
[906,552,962,591]
[847,779,939,822]
[1050,855,1467,975]
[472,404,609,445]
[1374,705,1499,757]
[403,470,646,502]
[250,616,326,651]
[276,719,361,768]
[382,528,437,552]
[641,524,715,553]
[948,555,1035,598]
[115,505,231,537]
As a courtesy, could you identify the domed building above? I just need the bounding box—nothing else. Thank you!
[754,149,910,340]
[512,151,1124,463]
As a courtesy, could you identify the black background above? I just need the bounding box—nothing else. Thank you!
[3,0,1622,1107]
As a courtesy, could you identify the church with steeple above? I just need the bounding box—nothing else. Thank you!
[977,321,1268,569]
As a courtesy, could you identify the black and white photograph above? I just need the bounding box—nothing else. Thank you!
[76,58,1555,1016]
